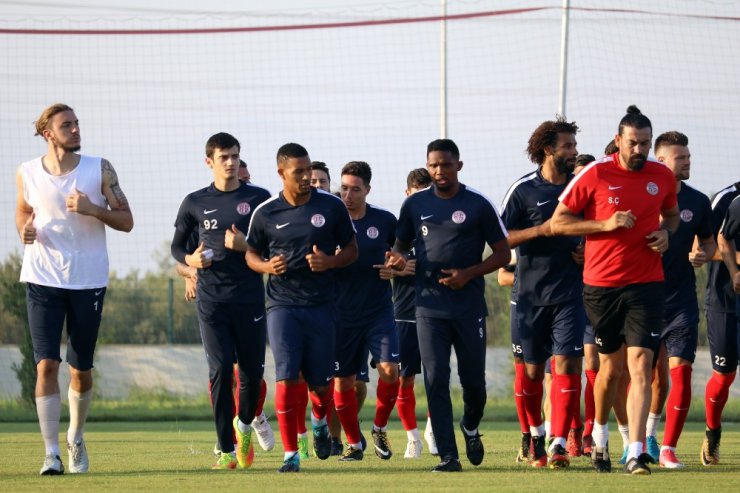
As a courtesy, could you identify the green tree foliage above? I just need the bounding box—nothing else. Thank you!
[0,252,36,405]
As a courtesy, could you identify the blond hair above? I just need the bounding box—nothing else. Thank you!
[34,103,74,139]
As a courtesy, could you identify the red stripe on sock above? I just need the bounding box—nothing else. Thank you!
[254,379,267,417]
[584,369,597,436]
[309,380,333,421]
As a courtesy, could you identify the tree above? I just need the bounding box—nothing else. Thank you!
[0,252,36,406]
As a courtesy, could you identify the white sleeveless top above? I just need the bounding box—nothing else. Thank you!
[20,155,109,289]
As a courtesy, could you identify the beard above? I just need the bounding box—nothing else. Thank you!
[61,142,81,152]
[626,154,647,171]
[554,155,574,174]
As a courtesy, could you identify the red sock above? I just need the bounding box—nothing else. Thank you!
[514,363,529,433]
[334,387,361,445]
[396,384,417,431]
[309,380,333,421]
[584,369,597,436]
[521,372,544,430]
[275,383,298,452]
[570,372,583,429]
[705,371,736,430]
[254,379,267,417]
[295,380,309,434]
[374,379,400,428]
[663,365,692,447]
[550,371,579,439]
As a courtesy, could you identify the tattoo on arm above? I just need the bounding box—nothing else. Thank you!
[102,159,130,210]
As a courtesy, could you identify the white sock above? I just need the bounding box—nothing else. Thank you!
[592,422,609,448]
[406,428,421,441]
[237,419,251,433]
[628,441,643,460]
[373,424,387,432]
[618,424,630,448]
[529,424,545,437]
[544,420,551,440]
[660,445,675,453]
[349,441,362,450]
[310,414,326,427]
[646,412,661,438]
[461,423,477,437]
[36,393,61,456]
[297,431,307,439]
[67,388,92,444]
[284,451,298,460]
[548,436,566,452]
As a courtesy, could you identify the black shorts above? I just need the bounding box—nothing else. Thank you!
[583,282,664,354]
[26,282,106,371]
[661,305,699,363]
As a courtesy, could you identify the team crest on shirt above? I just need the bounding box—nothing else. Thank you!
[236,202,251,215]
[366,226,379,239]
[452,210,466,224]
[680,209,694,222]
[646,182,659,195]
[311,214,326,227]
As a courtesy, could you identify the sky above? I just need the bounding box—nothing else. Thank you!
[2,0,739,274]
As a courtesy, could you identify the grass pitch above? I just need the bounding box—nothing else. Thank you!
[1,421,739,492]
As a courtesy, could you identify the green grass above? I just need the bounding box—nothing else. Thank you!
[1,421,739,492]
[3,390,739,423]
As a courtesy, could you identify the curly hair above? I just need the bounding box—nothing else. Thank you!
[526,117,579,165]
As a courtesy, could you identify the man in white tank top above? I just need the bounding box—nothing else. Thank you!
[15,103,134,476]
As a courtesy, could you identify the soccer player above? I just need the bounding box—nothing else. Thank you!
[16,103,134,475]
[245,143,359,473]
[552,105,680,475]
[501,117,584,469]
[305,160,369,456]
[702,180,740,465]
[388,168,434,459]
[333,161,406,461]
[572,154,597,456]
[171,133,270,470]
[310,161,331,192]
[645,132,715,468]
[395,139,511,472]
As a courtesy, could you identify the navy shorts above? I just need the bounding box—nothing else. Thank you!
[583,282,664,354]
[267,304,335,387]
[196,301,266,380]
[335,307,399,378]
[510,301,524,359]
[357,357,370,383]
[516,297,586,365]
[706,308,739,373]
[583,300,596,345]
[397,320,422,377]
[26,283,105,371]
[661,305,699,363]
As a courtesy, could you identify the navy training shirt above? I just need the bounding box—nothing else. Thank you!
[500,170,582,306]
[662,183,713,312]
[721,195,740,243]
[246,188,356,309]
[335,204,397,326]
[705,183,740,313]
[396,184,508,319]
[171,182,271,304]
[392,247,416,322]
